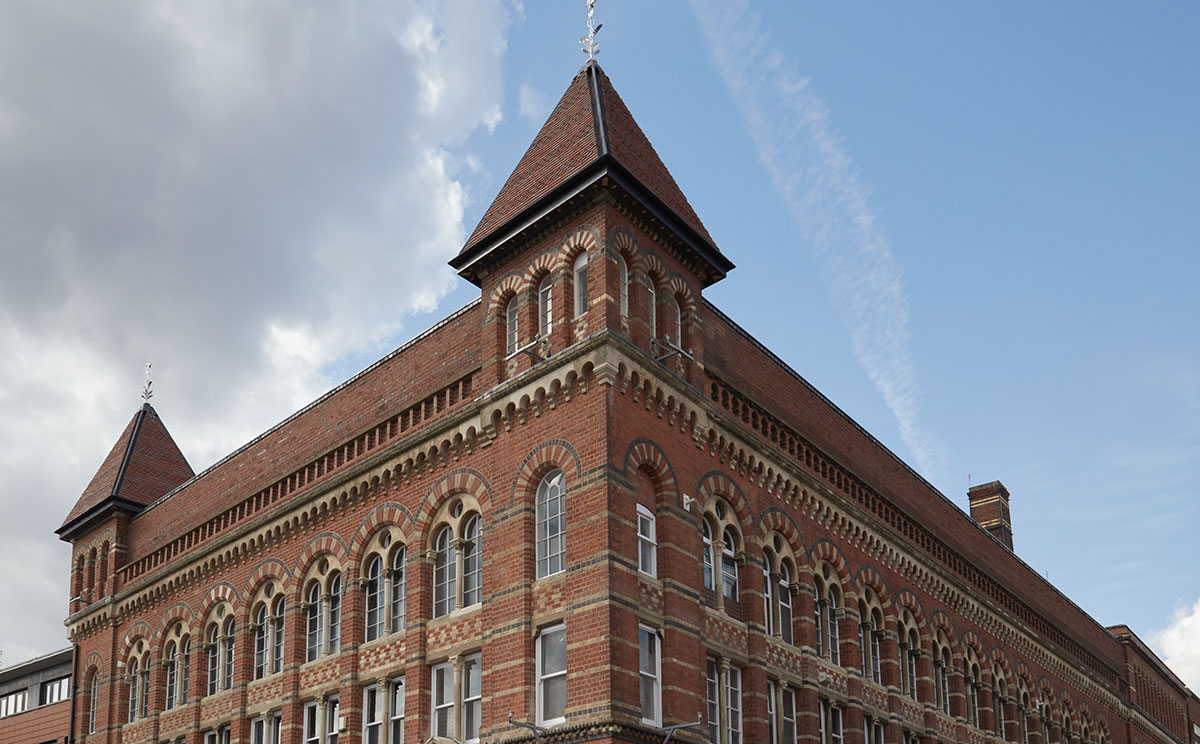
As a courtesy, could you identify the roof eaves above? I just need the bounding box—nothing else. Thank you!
[55,496,148,540]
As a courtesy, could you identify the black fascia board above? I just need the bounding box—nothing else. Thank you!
[55,496,147,539]
[451,155,734,285]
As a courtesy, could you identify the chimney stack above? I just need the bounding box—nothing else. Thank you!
[968,480,1013,551]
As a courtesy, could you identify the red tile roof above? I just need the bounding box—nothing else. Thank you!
[59,404,194,534]
[457,61,721,271]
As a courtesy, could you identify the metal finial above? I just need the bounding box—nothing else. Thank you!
[142,362,154,402]
[580,0,602,60]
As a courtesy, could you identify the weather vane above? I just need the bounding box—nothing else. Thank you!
[142,362,154,402]
[581,0,602,60]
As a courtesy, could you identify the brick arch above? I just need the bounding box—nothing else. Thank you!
[1036,676,1057,706]
[852,565,893,609]
[522,248,564,285]
[153,601,198,643]
[1015,662,1035,696]
[509,439,583,509]
[893,589,927,628]
[696,470,753,534]
[557,224,600,265]
[240,558,292,617]
[486,270,529,316]
[988,646,1016,687]
[1059,691,1077,721]
[665,273,698,314]
[83,652,105,680]
[291,533,351,595]
[195,583,240,629]
[347,502,416,565]
[120,621,155,662]
[961,629,985,663]
[756,507,805,558]
[642,250,668,283]
[807,538,852,588]
[416,468,494,533]
[928,610,960,656]
[609,226,642,262]
[1094,716,1111,743]
[622,437,679,506]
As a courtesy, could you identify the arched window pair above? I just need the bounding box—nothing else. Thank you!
[126,649,149,722]
[504,252,591,357]
[814,566,842,666]
[933,637,952,715]
[645,275,682,346]
[701,502,741,609]
[164,633,191,709]
[304,568,343,662]
[206,616,235,695]
[252,596,285,679]
[858,592,883,685]
[761,540,796,645]
[964,652,982,727]
[897,611,920,700]
[536,470,566,579]
[364,543,408,640]
[433,511,482,617]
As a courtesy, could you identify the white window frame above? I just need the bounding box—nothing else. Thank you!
[706,658,720,744]
[390,676,406,744]
[778,567,793,644]
[720,528,739,600]
[726,666,742,744]
[433,525,457,617]
[781,685,797,744]
[616,253,629,317]
[254,604,269,679]
[88,672,99,733]
[251,715,267,744]
[362,683,382,744]
[667,296,682,344]
[769,680,778,744]
[573,252,588,317]
[637,504,657,577]
[208,624,220,694]
[536,470,566,578]
[303,702,320,744]
[328,573,342,654]
[462,515,482,607]
[764,565,776,636]
[432,662,455,740]
[647,282,657,340]
[326,696,340,744]
[306,583,322,662]
[390,546,407,633]
[365,555,383,642]
[639,624,661,726]
[702,520,715,590]
[165,642,179,707]
[538,275,553,337]
[506,296,519,356]
[537,625,567,726]
[271,600,284,674]
[462,653,482,743]
[222,619,235,690]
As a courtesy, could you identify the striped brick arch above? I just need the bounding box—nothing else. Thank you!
[557,225,600,264]
[291,534,350,591]
[82,652,105,680]
[807,538,853,589]
[119,621,155,661]
[696,470,753,531]
[195,583,240,628]
[642,250,668,283]
[153,601,198,642]
[486,270,528,316]
[928,610,959,654]
[240,558,292,607]
[608,228,643,273]
[756,507,805,555]
[989,646,1016,683]
[348,502,416,564]
[892,589,928,628]
[522,248,564,285]
[852,565,893,609]
[665,273,697,314]
[414,468,493,538]
[509,439,582,509]
[622,438,679,504]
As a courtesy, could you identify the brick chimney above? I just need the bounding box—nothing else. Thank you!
[968,480,1013,551]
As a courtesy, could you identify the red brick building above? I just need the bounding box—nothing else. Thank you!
[58,60,1198,744]
[0,647,73,744]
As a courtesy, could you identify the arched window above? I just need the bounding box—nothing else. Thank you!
[365,555,383,642]
[207,624,220,695]
[179,637,190,703]
[616,254,629,317]
[433,525,457,617]
[328,573,342,654]
[720,527,739,599]
[573,252,588,317]
[254,605,269,679]
[995,675,1009,740]
[902,627,920,699]
[270,599,284,674]
[306,582,322,662]
[506,296,519,356]
[127,656,140,722]
[538,275,553,337]
[536,470,566,578]
[647,282,657,340]
[762,556,775,636]
[814,572,841,666]
[390,546,407,632]
[462,514,482,607]
[778,564,794,644]
[936,645,951,714]
[667,296,681,345]
[965,658,981,727]
[88,671,99,733]
[165,642,178,708]
[701,520,715,590]
[222,619,235,691]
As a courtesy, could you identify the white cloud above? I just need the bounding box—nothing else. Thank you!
[0,0,512,665]
[1153,596,1200,690]
[689,0,945,479]
[519,77,551,126]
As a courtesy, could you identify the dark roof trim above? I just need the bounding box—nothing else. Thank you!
[587,62,610,159]
[451,156,734,284]
[55,496,148,539]
[110,405,149,499]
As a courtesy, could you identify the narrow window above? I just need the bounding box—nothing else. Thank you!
[271,712,282,744]
[166,642,178,708]
[706,658,720,743]
[768,680,778,744]
[778,566,793,644]
[647,282,657,339]
[616,253,629,317]
[462,515,482,607]
[208,625,220,694]
[538,275,553,337]
[538,626,567,725]
[573,252,588,317]
[506,296,519,356]
[967,665,980,726]
[815,593,825,658]
[251,716,266,744]
[362,684,381,744]
[271,599,284,674]
[763,564,775,635]
[721,527,738,599]
[390,546,407,632]
[254,605,268,679]
[938,649,951,714]
[140,654,149,718]
[726,666,743,744]
[303,702,320,744]
[390,676,406,744]
[639,625,661,726]
[463,654,482,743]
[637,504,656,577]
[432,662,454,739]
[827,592,841,666]
[782,686,797,744]
[667,296,681,344]
[365,555,383,642]
[127,656,140,722]
[222,619,235,690]
[536,470,566,578]
[905,631,918,699]
[433,526,457,616]
[328,573,342,654]
[88,672,99,733]
[326,697,340,744]
[180,638,190,703]
[702,521,715,590]
[306,583,322,662]
[870,616,882,683]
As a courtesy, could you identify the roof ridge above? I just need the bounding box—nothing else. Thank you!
[109,405,148,500]
[587,62,609,158]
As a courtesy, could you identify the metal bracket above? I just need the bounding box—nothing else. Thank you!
[657,713,705,743]
[517,337,550,364]
[653,335,694,363]
[509,711,549,744]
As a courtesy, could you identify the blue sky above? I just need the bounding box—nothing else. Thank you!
[0,1,1196,684]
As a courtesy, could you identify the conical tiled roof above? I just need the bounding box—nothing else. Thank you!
[58,404,194,537]
[452,61,733,283]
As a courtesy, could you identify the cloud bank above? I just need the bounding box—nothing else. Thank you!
[0,0,514,664]
[689,0,943,479]
[1153,596,1200,690]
